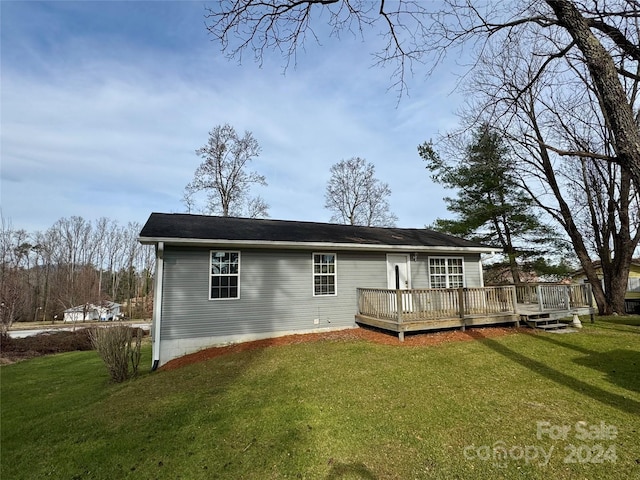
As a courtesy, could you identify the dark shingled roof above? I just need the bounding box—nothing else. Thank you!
[139,213,496,251]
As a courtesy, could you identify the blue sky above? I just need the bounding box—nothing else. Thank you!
[1,1,466,233]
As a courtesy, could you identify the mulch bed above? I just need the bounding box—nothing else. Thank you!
[161,325,525,371]
[0,324,526,368]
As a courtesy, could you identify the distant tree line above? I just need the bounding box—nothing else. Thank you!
[0,215,154,332]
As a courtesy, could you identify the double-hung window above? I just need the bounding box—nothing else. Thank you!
[429,257,464,289]
[313,253,336,296]
[210,251,240,299]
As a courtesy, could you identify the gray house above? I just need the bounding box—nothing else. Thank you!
[139,213,499,368]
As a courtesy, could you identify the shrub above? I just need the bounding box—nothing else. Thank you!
[90,326,143,383]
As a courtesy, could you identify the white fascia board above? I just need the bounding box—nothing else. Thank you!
[138,236,501,254]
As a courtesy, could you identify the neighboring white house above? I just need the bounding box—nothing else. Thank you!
[63,302,121,322]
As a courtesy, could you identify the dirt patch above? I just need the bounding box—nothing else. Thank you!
[161,325,523,371]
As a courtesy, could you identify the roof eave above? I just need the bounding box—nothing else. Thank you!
[138,236,500,254]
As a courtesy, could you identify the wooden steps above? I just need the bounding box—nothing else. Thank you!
[521,313,568,331]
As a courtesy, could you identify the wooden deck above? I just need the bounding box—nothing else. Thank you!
[355,284,594,340]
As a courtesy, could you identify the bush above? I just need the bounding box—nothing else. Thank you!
[90,326,143,383]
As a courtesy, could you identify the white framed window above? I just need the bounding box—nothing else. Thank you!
[313,253,337,296]
[628,277,640,292]
[429,257,464,289]
[210,251,240,299]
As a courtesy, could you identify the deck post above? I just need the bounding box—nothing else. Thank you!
[587,284,595,323]
[396,289,403,340]
[458,287,466,331]
[510,285,520,327]
[537,285,544,312]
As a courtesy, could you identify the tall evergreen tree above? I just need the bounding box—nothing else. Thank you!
[419,125,560,284]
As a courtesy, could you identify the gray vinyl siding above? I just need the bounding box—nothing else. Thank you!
[462,255,482,287]
[160,247,482,341]
[160,248,387,340]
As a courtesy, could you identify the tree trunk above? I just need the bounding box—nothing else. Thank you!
[546,0,640,191]
[506,251,522,285]
[607,269,629,315]
[528,103,612,314]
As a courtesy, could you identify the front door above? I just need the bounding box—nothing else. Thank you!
[387,254,411,312]
[387,254,411,290]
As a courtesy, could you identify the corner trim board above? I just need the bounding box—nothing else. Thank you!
[151,241,164,366]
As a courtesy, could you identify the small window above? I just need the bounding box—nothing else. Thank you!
[429,257,464,289]
[210,251,240,299]
[313,253,336,296]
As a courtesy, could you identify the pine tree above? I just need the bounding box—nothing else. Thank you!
[419,125,561,284]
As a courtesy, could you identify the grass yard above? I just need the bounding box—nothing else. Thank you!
[2,317,639,479]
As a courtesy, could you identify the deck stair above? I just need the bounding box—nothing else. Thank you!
[521,312,568,331]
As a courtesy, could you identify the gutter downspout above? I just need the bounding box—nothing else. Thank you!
[151,241,164,371]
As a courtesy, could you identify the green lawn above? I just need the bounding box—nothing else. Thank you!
[2,318,639,479]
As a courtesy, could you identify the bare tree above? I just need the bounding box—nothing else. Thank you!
[206,1,640,190]
[185,124,269,218]
[0,215,28,333]
[48,216,97,311]
[445,22,640,314]
[31,229,56,322]
[325,157,397,227]
[181,190,199,214]
[565,158,640,313]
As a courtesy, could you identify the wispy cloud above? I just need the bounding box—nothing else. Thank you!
[1,1,458,232]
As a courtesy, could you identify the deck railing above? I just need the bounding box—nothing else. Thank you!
[357,285,518,322]
[356,283,594,340]
[515,283,592,312]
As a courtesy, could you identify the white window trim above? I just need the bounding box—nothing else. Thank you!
[209,250,241,300]
[428,256,465,289]
[312,252,337,297]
